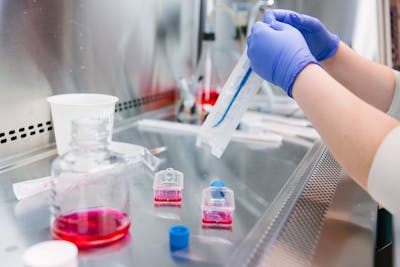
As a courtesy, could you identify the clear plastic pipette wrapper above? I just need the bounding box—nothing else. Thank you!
[196,50,263,158]
[13,143,163,200]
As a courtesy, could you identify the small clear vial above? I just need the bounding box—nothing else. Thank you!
[153,168,184,205]
[201,181,235,227]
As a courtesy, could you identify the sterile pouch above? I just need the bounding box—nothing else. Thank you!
[196,51,263,158]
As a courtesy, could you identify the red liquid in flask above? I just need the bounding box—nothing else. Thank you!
[51,207,130,248]
[202,210,233,225]
[154,190,182,203]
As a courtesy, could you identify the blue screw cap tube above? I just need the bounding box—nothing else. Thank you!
[196,50,263,158]
[169,225,190,250]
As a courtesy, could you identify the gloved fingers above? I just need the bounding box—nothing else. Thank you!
[265,9,298,24]
[290,14,321,32]
[263,17,286,31]
[265,9,320,33]
[263,10,277,21]
[249,20,283,38]
[247,20,288,60]
[247,22,273,57]
[248,21,273,41]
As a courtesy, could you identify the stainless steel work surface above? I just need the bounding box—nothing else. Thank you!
[311,174,377,267]
[1,116,311,267]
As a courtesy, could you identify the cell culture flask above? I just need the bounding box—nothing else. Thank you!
[50,119,131,248]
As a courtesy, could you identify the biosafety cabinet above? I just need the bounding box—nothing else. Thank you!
[0,0,395,266]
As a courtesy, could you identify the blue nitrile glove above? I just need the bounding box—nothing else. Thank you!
[265,9,340,61]
[247,19,318,97]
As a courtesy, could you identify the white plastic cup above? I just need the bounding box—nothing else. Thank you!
[47,93,118,155]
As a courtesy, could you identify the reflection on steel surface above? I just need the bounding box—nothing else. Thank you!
[0,0,198,159]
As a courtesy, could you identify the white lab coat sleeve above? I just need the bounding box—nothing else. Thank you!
[387,70,400,120]
[368,126,400,215]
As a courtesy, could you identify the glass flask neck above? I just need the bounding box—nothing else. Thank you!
[70,119,110,150]
[201,40,214,55]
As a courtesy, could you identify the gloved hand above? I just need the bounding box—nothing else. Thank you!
[265,9,340,61]
[247,18,318,97]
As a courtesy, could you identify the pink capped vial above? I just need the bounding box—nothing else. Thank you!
[153,168,184,205]
[201,181,235,228]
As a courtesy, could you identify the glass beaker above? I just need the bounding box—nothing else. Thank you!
[50,118,131,248]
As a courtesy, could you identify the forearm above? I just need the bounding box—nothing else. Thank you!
[322,42,395,112]
[293,64,399,190]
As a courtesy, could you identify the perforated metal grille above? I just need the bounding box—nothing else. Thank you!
[247,150,343,267]
[0,121,53,144]
[114,90,177,112]
[0,90,177,147]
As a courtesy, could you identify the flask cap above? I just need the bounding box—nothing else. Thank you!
[169,225,190,250]
[23,240,78,267]
[210,181,225,187]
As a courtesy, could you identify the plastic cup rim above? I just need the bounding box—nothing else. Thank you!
[47,93,118,107]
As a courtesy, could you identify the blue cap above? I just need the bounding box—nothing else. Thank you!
[210,181,225,198]
[210,181,225,187]
[169,225,189,250]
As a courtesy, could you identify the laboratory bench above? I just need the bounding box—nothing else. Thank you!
[0,107,378,267]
